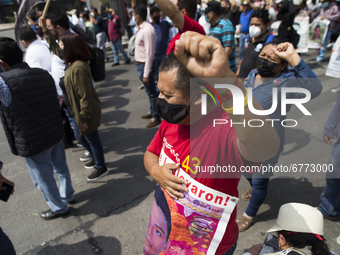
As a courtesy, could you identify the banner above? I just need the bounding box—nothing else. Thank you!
[294,16,309,53]
[143,149,238,255]
[326,36,340,78]
[308,19,330,49]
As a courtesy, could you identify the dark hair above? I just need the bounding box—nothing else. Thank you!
[82,11,90,20]
[60,32,92,64]
[19,25,37,42]
[278,231,331,255]
[92,8,98,13]
[250,8,270,24]
[178,0,197,19]
[159,53,194,100]
[150,5,160,15]
[133,4,147,20]
[46,11,70,30]
[155,185,171,241]
[0,37,23,66]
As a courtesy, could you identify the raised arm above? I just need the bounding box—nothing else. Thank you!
[175,32,280,162]
[154,0,185,31]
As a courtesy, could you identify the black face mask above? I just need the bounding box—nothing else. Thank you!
[156,98,190,124]
[153,15,160,23]
[255,57,279,77]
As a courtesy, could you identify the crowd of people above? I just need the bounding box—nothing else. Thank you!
[0,0,340,254]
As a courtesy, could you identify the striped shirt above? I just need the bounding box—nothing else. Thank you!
[0,76,12,107]
[208,17,236,72]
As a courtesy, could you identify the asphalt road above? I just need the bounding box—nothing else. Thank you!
[0,28,339,255]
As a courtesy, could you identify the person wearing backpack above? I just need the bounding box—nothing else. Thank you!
[108,10,131,66]
[236,9,274,79]
[59,32,108,181]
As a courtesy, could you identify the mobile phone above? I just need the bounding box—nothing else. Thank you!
[0,181,14,202]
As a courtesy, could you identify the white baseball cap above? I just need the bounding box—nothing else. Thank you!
[294,0,303,5]
[267,203,324,236]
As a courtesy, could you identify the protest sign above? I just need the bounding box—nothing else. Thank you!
[142,149,238,255]
[326,36,340,78]
[308,19,330,49]
[294,16,309,53]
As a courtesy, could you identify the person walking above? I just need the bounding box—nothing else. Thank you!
[59,33,108,181]
[90,8,109,62]
[108,10,131,66]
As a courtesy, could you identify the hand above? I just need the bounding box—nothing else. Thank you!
[274,42,300,67]
[152,163,188,200]
[142,77,150,86]
[247,244,263,255]
[80,122,88,132]
[321,16,327,20]
[174,31,236,79]
[0,173,14,195]
[38,17,47,31]
[324,134,333,144]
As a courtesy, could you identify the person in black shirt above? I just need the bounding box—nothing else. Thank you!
[221,0,242,29]
[236,9,274,78]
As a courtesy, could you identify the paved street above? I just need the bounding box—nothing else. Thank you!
[0,27,339,255]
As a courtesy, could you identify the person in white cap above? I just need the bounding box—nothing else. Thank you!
[242,203,333,255]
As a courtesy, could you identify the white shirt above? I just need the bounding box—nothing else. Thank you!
[25,39,51,72]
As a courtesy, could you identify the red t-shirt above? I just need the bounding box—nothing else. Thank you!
[147,107,244,254]
[166,15,206,55]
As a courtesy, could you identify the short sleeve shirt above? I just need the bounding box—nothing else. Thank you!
[94,15,105,35]
[166,15,206,55]
[147,107,244,254]
[240,9,253,33]
[209,17,236,72]
[152,20,172,54]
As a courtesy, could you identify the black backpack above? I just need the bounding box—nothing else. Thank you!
[87,44,106,82]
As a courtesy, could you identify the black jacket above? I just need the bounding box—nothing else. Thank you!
[0,62,64,157]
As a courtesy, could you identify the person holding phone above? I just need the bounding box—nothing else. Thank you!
[0,161,16,255]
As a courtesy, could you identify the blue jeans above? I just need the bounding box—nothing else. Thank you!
[239,32,248,59]
[110,37,130,64]
[136,63,160,120]
[317,31,332,61]
[222,239,237,255]
[25,140,74,214]
[153,53,166,84]
[244,143,284,217]
[0,227,15,255]
[318,143,340,217]
[72,117,106,170]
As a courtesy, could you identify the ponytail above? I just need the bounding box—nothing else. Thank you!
[278,231,331,255]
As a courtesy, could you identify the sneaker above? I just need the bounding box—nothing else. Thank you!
[330,87,340,93]
[138,84,144,90]
[124,59,131,64]
[141,112,152,119]
[87,167,109,181]
[112,62,120,66]
[76,142,83,147]
[80,152,92,162]
[146,118,161,129]
[85,159,95,169]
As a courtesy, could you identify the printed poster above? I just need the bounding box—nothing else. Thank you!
[308,19,330,49]
[293,16,309,53]
[142,149,238,255]
[326,37,340,78]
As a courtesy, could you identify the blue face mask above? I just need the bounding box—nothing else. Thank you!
[205,14,212,23]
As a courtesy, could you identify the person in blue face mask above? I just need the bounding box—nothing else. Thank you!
[315,0,340,62]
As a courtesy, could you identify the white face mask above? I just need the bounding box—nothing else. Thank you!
[90,12,95,17]
[249,25,263,38]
